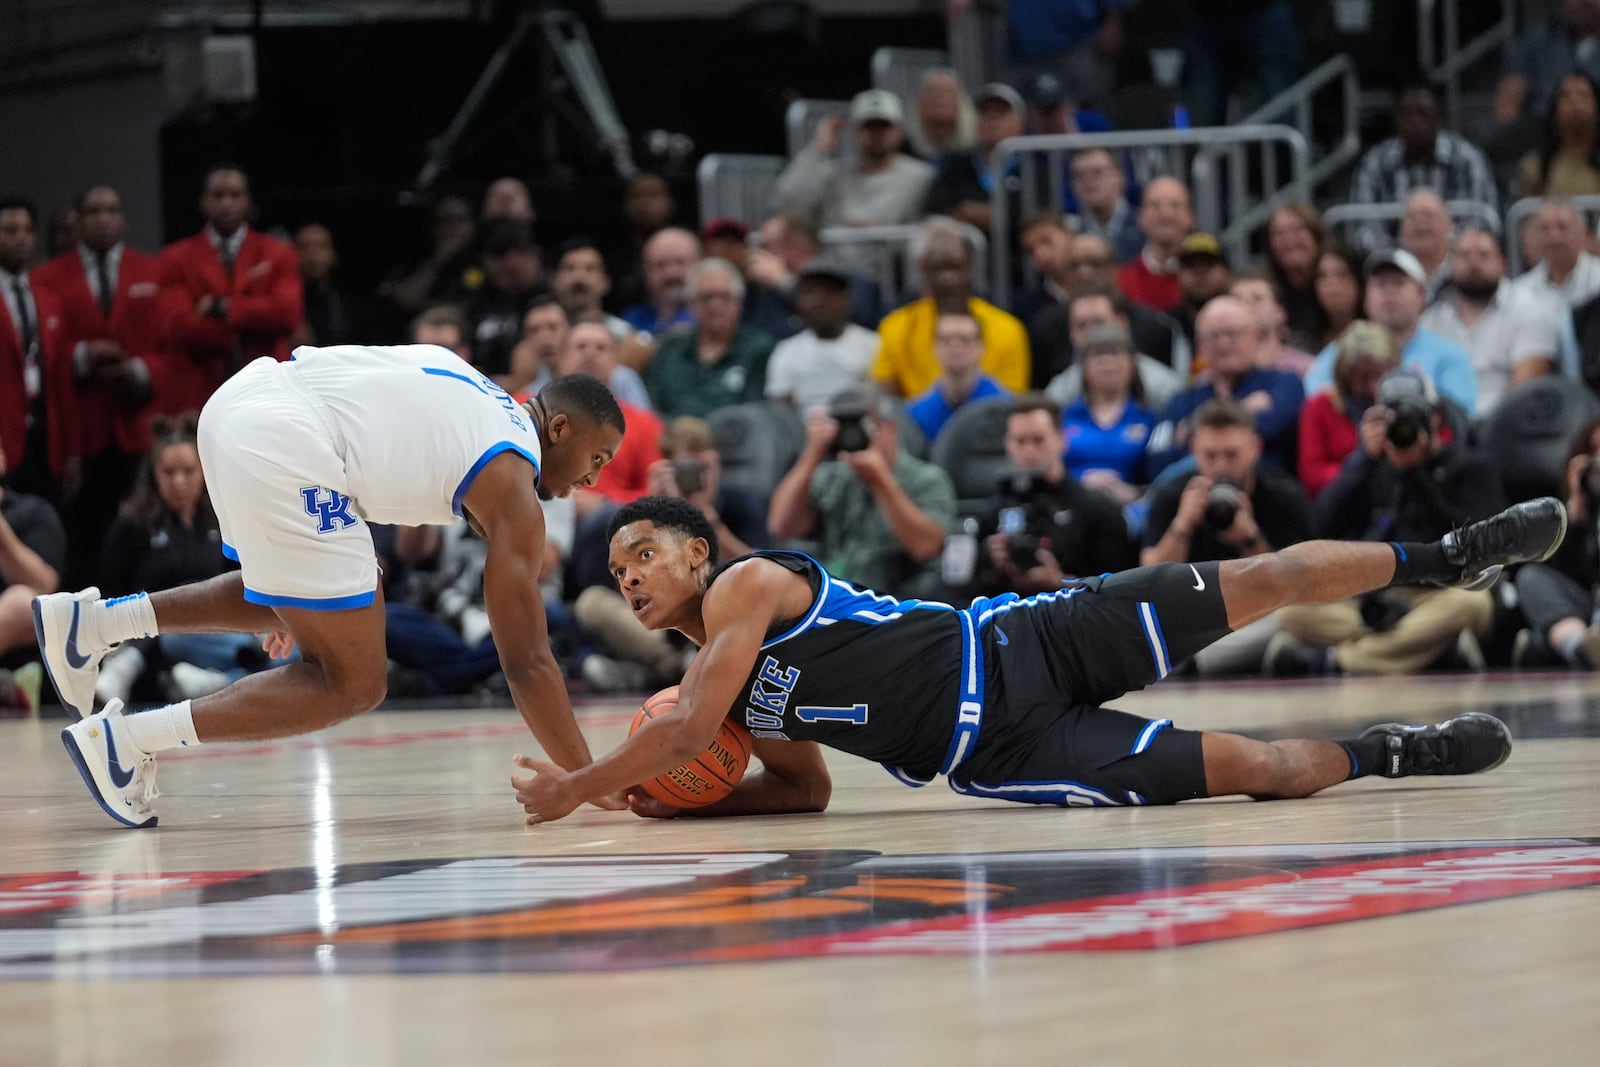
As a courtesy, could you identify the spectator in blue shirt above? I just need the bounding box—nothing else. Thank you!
[1061,321,1155,506]
[1302,249,1478,417]
[906,308,1011,442]
[1148,295,1305,477]
[620,227,698,339]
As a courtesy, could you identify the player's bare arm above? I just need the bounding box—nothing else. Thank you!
[464,451,597,774]
[513,557,811,822]
[628,737,831,819]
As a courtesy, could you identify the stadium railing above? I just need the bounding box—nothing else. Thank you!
[987,125,1310,308]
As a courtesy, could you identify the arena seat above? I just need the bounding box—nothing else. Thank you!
[889,399,928,460]
[708,401,804,501]
[928,396,1012,516]
[1480,377,1600,502]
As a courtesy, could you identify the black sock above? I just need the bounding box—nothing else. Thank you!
[1338,735,1389,780]
[1387,541,1452,586]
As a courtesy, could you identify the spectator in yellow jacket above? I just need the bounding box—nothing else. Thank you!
[871,217,1031,397]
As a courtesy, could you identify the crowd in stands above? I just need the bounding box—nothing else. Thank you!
[8,1,1600,710]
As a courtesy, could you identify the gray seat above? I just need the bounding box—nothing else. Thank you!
[1480,378,1600,502]
[929,396,1012,516]
[888,399,928,460]
[708,401,804,501]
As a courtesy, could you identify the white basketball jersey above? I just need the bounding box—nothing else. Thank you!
[284,344,543,526]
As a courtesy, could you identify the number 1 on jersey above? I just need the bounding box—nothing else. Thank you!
[793,703,869,725]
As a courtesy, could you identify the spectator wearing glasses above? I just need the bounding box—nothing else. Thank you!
[1066,147,1142,263]
[642,258,774,418]
[905,308,1012,442]
[1147,295,1305,478]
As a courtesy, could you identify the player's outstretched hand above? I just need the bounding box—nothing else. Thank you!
[511,754,582,825]
[627,791,682,819]
[260,631,295,660]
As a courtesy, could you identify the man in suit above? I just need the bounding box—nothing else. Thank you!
[157,164,303,417]
[0,196,70,502]
[34,184,170,584]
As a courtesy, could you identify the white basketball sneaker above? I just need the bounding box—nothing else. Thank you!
[32,587,110,717]
[61,700,160,829]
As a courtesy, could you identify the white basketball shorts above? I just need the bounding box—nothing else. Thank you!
[197,357,378,612]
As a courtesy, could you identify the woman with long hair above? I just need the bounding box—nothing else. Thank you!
[1313,245,1366,351]
[95,415,290,703]
[1517,71,1600,198]
[905,68,977,160]
[1265,202,1329,352]
[1296,320,1400,498]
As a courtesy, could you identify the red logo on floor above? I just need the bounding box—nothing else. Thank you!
[1,842,1595,975]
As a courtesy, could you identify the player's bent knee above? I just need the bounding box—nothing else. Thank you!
[342,674,388,716]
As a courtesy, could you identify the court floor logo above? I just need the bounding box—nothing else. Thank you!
[2,840,1597,976]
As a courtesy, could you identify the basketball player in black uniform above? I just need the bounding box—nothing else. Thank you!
[512,494,1567,821]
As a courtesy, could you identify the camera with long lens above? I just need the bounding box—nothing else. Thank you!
[671,458,705,496]
[1203,477,1244,530]
[1377,372,1433,449]
[825,412,874,459]
[997,468,1055,568]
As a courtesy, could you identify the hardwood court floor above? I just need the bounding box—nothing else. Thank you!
[2,674,1599,1067]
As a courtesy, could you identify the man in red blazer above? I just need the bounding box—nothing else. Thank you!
[0,196,71,502]
[157,164,303,416]
[34,184,172,583]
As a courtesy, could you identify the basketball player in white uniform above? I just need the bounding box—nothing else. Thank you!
[33,344,626,828]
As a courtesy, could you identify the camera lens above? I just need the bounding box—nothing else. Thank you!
[1204,483,1239,529]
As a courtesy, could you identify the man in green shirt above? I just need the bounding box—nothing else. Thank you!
[768,384,956,597]
[643,259,775,417]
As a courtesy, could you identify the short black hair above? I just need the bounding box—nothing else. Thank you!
[0,195,39,226]
[606,496,720,568]
[540,373,625,435]
[75,184,121,212]
[556,235,605,263]
[523,293,566,320]
[202,162,251,193]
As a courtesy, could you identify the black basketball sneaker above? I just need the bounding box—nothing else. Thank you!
[1437,497,1567,592]
[1360,712,1513,778]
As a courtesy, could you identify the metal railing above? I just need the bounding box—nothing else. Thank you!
[1218,54,1361,203]
[988,126,1310,308]
[1418,0,1516,132]
[696,153,786,228]
[945,0,1002,94]
[1322,199,1502,255]
[785,98,850,159]
[820,222,989,309]
[870,45,948,113]
[1506,194,1600,274]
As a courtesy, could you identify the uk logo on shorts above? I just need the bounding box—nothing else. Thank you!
[301,486,358,534]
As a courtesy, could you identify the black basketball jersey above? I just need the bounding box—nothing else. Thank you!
[709,551,983,783]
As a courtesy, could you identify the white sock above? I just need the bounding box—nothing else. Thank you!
[91,592,160,647]
[124,699,201,754]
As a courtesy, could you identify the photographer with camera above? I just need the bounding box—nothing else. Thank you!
[1512,420,1600,667]
[1141,399,1312,673]
[645,416,769,561]
[1270,366,1503,675]
[768,383,956,598]
[976,394,1134,596]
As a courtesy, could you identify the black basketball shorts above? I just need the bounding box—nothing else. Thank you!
[950,562,1233,806]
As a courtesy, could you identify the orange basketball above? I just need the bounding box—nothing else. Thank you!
[628,686,753,808]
